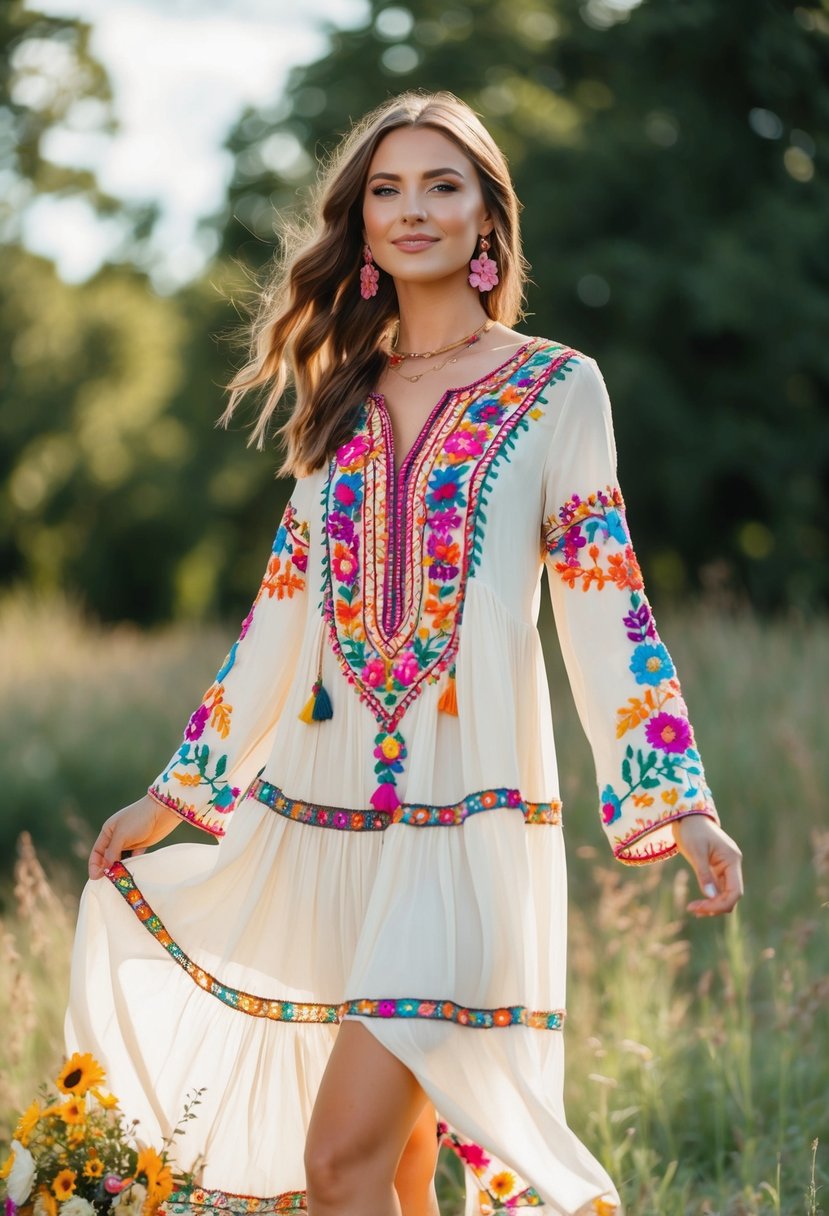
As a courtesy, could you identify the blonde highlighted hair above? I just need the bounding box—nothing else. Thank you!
[220,89,529,477]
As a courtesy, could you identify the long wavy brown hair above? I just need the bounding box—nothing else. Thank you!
[220,90,530,478]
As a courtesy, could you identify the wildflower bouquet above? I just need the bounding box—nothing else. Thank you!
[0,1053,202,1216]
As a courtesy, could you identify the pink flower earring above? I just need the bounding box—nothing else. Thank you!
[360,244,380,299]
[468,235,499,292]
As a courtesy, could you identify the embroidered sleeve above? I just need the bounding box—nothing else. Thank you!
[148,486,311,837]
[541,357,719,864]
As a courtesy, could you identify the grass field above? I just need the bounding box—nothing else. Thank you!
[1,589,827,1214]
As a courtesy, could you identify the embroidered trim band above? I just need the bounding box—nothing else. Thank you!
[246,777,562,830]
[106,861,565,1032]
[162,1186,305,1214]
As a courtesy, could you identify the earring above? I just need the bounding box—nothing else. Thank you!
[468,235,499,293]
[360,244,380,299]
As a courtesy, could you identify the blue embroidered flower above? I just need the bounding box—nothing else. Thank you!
[604,507,629,545]
[333,473,363,511]
[630,642,675,686]
[600,784,622,825]
[426,467,466,510]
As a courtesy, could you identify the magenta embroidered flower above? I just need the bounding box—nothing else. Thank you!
[458,1142,492,1171]
[333,811,349,829]
[443,427,487,460]
[327,510,355,543]
[562,525,587,565]
[332,541,359,585]
[468,250,499,290]
[292,551,308,573]
[238,607,255,642]
[428,507,463,530]
[333,473,362,510]
[185,703,210,741]
[363,657,387,688]
[439,807,457,824]
[377,1000,397,1017]
[645,712,691,753]
[337,434,371,468]
[393,652,419,686]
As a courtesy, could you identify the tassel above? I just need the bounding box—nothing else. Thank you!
[299,678,333,723]
[438,669,458,715]
[370,781,401,812]
[299,625,333,724]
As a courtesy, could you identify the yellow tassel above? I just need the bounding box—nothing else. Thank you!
[438,671,458,715]
[299,693,317,724]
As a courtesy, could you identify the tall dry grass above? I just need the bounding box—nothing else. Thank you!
[0,590,827,1213]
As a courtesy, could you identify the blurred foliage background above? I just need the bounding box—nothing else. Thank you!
[2,0,828,624]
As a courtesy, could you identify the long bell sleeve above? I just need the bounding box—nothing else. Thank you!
[541,356,719,864]
[147,479,313,837]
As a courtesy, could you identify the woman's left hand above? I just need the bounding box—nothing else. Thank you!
[671,815,744,917]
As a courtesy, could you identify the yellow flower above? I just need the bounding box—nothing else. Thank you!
[90,1088,119,1111]
[57,1097,86,1125]
[380,736,401,760]
[56,1053,106,1097]
[83,1159,105,1179]
[14,1101,43,1147]
[36,1185,58,1216]
[0,1151,15,1181]
[489,1171,516,1198]
[135,1147,174,1209]
[52,1169,77,1199]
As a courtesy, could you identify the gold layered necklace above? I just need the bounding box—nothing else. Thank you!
[387,319,494,383]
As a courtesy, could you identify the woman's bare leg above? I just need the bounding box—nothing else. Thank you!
[394,1102,441,1216]
[304,1020,439,1216]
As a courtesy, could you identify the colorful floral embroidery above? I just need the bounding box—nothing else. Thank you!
[149,499,309,835]
[544,486,717,863]
[247,777,562,830]
[162,1186,305,1215]
[437,1123,543,1209]
[320,341,581,810]
[106,862,566,1031]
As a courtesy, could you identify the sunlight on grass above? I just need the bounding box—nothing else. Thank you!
[1,590,827,1214]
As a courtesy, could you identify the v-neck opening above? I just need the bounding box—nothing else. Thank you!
[371,335,541,480]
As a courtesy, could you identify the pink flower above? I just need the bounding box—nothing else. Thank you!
[443,427,486,459]
[645,712,691,754]
[185,703,210,741]
[363,657,386,688]
[468,251,499,291]
[337,434,371,468]
[393,653,420,686]
[458,1142,491,1170]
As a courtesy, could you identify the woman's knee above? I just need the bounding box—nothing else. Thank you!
[304,1126,388,1204]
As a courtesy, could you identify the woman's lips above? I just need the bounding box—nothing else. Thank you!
[392,238,439,252]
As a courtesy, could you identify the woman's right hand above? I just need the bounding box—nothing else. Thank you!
[88,794,184,880]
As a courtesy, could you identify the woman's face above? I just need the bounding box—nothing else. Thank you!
[362,125,493,287]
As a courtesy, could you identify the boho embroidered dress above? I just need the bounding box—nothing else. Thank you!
[65,338,719,1216]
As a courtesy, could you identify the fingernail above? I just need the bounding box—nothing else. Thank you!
[704,882,717,898]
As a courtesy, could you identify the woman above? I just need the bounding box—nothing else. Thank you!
[68,90,744,1216]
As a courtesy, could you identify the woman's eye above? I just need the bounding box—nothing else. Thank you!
[371,186,397,196]
[431,182,457,192]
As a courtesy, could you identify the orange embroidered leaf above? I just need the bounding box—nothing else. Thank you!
[615,690,656,737]
[173,771,202,787]
[211,702,233,738]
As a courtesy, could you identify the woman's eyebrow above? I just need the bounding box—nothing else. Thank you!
[367,167,466,183]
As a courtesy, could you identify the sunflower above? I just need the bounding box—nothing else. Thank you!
[57,1097,86,1126]
[83,1159,105,1180]
[489,1171,516,1199]
[90,1088,118,1111]
[135,1147,174,1209]
[51,1169,77,1200]
[14,1100,43,1147]
[56,1053,106,1097]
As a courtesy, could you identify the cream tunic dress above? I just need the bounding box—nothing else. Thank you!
[65,338,719,1216]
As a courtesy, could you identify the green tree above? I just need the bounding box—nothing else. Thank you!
[210,0,829,610]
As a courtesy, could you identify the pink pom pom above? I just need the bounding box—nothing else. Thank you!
[370,782,401,812]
